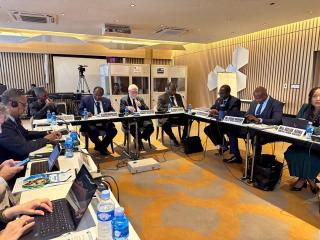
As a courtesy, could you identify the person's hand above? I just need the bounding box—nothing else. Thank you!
[87,112,93,117]
[0,160,24,181]
[135,100,141,108]
[44,131,61,141]
[246,114,259,123]
[0,215,35,240]
[128,106,136,113]
[3,199,53,220]
[45,98,55,107]
[209,109,218,115]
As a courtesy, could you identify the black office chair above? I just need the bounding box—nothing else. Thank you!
[81,130,114,153]
[122,126,152,149]
[156,119,182,144]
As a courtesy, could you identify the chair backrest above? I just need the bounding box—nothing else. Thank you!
[56,102,67,114]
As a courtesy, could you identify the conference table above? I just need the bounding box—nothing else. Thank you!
[17,124,141,240]
[32,111,320,181]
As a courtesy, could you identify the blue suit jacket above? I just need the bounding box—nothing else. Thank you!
[79,96,114,115]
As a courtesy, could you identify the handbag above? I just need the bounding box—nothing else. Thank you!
[183,136,204,154]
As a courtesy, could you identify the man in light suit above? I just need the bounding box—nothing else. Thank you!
[204,85,241,154]
[157,82,188,146]
[226,86,284,163]
[120,84,154,151]
[79,86,117,155]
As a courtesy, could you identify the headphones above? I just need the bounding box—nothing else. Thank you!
[10,100,19,108]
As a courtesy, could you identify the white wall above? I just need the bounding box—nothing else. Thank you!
[53,56,106,93]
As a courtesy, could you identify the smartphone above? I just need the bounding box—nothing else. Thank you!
[15,158,30,167]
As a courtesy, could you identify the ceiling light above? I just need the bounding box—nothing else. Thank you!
[60,13,65,16]
[130,3,136,7]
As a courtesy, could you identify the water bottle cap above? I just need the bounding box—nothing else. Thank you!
[52,112,56,115]
[308,121,312,124]
[114,207,124,216]
[101,190,110,199]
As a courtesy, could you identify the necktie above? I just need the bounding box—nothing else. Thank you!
[170,96,176,106]
[256,103,263,116]
[96,102,101,114]
[132,98,137,111]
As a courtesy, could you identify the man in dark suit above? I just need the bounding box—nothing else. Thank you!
[204,85,241,154]
[0,88,61,163]
[29,87,57,119]
[79,86,117,155]
[226,86,284,163]
[157,82,188,146]
[120,84,154,150]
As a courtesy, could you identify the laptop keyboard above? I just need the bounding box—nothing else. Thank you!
[30,161,48,175]
[37,199,74,238]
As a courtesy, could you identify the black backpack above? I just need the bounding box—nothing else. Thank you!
[253,154,283,191]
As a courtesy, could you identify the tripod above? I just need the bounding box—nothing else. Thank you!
[76,71,91,93]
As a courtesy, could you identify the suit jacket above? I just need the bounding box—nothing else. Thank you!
[157,92,185,112]
[29,100,57,119]
[79,96,114,115]
[211,96,241,116]
[0,118,48,162]
[246,96,284,125]
[119,95,149,113]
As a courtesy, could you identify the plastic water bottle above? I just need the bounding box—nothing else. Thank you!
[64,137,73,158]
[124,106,129,116]
[97,190,115,240]
[46,110,52,123]
[112,207,129,240]
[70,130,79,146]
[51,112,57,125]
[218,110,225,120]
[168,103,172,113]
[306,121,314,140]
[187,104,192,115]
[83,108,88,120]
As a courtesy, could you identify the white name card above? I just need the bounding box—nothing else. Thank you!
[99,112,118,118]
[277,125,305,137]
[139,110,155,115]
[170,107,185,113]
[195,111,209,117]
[223,116,245,124]
[59,114,74,121]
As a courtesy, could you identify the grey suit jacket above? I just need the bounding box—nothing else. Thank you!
[247,96,284,125]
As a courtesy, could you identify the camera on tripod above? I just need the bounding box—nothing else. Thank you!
[78,65,87,76]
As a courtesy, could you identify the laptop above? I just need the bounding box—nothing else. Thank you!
[29,144,62,175]
[282,117,309,129]
[21,165,97,240]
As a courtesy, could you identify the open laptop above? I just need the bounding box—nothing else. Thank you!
[21,165,97,240]
[29,144,62,175]
[282,117,309,130]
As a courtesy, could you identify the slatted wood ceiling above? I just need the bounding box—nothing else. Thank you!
[174,17,320,114]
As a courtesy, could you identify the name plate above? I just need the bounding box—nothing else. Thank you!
[139,110,155,115]
[195,111,209,117]
[223,116,245,124]
[59,114,74,121]
[99,112,118,118]
[170,107,185,113]
[277,125,305,137]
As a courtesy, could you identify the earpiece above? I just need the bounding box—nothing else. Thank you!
[10,100,18,108]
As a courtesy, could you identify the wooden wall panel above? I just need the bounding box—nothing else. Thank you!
[0,52,55,93]
[174,17,320,114]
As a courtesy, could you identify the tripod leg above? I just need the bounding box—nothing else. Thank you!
[83,76,91,93]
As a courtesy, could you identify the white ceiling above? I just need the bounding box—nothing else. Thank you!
[0,0,319,43]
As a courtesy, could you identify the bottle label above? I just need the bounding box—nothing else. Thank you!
[114,228,129,238]
[97,210,114,222]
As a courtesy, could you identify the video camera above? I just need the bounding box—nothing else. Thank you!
[78,65,88,76]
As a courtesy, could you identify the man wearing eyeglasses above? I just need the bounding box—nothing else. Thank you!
[0,88,61,163]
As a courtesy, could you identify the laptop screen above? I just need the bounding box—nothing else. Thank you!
[48,144,61,171]
[65,165,97,228]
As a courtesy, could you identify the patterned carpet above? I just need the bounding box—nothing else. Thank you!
[90,122,320,240]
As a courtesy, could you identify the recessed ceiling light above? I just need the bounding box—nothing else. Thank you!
[269,2,276,5]
[308,10,313,14]
[130,3,136,7]
[60,13,65,16]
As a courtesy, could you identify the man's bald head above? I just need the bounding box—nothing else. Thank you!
[253,86,268,104]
